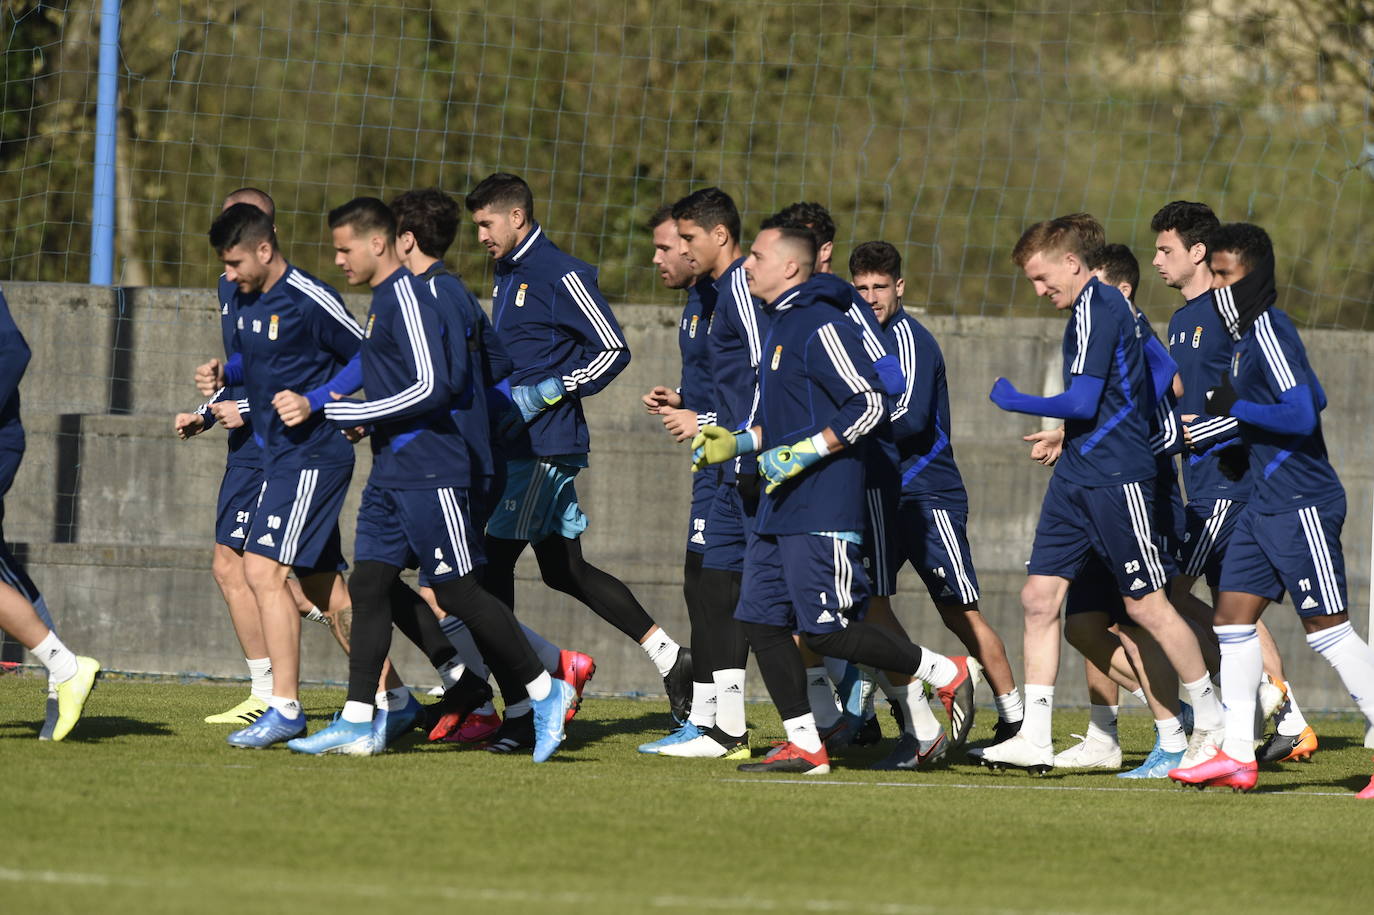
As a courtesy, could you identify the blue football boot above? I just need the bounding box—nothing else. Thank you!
[227,707,305,749]
[286,716,379,756]
[638,720,703,754]
[372,692,423,749]
[1117,743,1185,779]
[530,678,577,763]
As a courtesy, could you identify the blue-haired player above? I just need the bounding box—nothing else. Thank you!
[1171,223,1374,794]
[982,213,1224,774]
[195,203,363,748]
[283,198,575,760]
[0,284,100,740]
[693,224,974,775]
[465,173,692,733]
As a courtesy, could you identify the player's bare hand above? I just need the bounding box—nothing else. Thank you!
[194,358,224,396]
[174,412,206,440]
[1180,414,1198,450]
[661,407,699,443]
[209,399,245,429]
[273,390,312,427]
[642,385,682,414]
[1023,427,1064,466]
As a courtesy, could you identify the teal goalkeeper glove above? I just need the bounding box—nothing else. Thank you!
[759,437,825,493]
[691,425,757,471]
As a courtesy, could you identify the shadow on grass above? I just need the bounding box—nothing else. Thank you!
[0,715,175,742]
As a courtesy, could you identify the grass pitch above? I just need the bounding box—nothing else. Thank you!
[3,673,1372,914]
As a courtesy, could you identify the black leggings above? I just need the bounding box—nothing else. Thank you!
[695,565,749,678]
[484,534,655,642]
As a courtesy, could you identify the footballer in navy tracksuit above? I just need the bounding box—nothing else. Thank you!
[1172,226,1374,788]
[222,264,361,571]
[0,285,47,617]
[696,250,974,774]
[679,279,718,554]
[1168,288,1252,588]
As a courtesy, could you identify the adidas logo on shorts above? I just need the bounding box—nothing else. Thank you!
[1129,577,1147,590]
[434,561,453,575]
[1301,596,1319,610]
[816,610,835,624]
[257,533,276,548]
[230,526,245,540]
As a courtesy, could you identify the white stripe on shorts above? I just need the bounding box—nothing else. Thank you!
[1122,482,1166,591]
[278,468,318,567]
[1183,499,1231,578]
[865,489,891,594]
[437,487,474,577]
[931,508,978,604]
[514,460,552,541]
[1297,505,1343,613]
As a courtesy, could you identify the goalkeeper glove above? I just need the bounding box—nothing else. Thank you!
[691,425,758,471]
[495,376,565,442]
[759,436,827,493]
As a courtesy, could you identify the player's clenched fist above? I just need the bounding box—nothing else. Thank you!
[194,358,224,396]
[273,390,312,427]
[641,385,681,414]
[691,425,757,471]
[174,412,206,440]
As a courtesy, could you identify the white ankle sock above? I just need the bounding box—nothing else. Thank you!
[914,650,957,689]
[783,713,822,753]
[438,616,489,679]
[1181,673,1225,731]
[32,632,77,684]
[713,668,747,737]
[1275,680,1309,737]
[1130,687,1147,705]
[269,695,301,719]
[375,688,410,712]
[246,656,273,701]
[342,700,373,723]
[882,673,941,741]
[994,689,1024,724]
[436,658,466,690]
[687,681,717,728]
[1155,716,1187,752]
[1086,704,1118,744]
[1022,684,1054,746]
[641,629,680,677]
[805,666,842,729]
[525,670,552,702]
[1307,622,1374,729]
[1216,624,1261,762]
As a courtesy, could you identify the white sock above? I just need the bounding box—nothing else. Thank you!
[1307,621,1374,728]
[783,713,822,753]
[1216,624,1261,762]
[438,616,489,679]
[1156,716,1187,753]
[688,681,717,728]
[246,657,273,701]
[914,649,957,689]
[1182,673,1225,731]
[805,666,842,729]
[520,623,562,673]
[304,605,327,623]
[880,672,941,741]
[525,670,552,702]
[1130,687,1147,705]
[32,631,77,684]
[374,687,410,712]
[1275,680,1309,737]
[505,698,531,718]
[994,689,1024,724]
[713,668,747,737]
[436,658,466,690]
[342,700,373,723]
[1022,684,1054,746]
[1086,704,1119,744]
[822,656,848,689]
[474,701,497,716]
[641,628,680,677]
[269,695,301,720]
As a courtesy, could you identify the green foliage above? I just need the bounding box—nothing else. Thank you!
[1,1,1372,327]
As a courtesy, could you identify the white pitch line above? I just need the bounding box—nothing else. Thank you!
[718,776,1363,798]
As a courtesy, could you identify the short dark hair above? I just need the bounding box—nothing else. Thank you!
[849,240,902,279]
[1012,213,1104,268]
[1150,200,1219,250]
[772,201,835,246]
[464,172,535,218]
[1088,243,1140,300]
[390,188,459,258]
[756,222,817,270]
[328,197,396,241]
[646,204,676,232]
[209,202,277,253]
[1205,222,1272,271]
[671,187,740,244]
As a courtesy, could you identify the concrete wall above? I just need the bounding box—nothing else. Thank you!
[4,281,1372,708]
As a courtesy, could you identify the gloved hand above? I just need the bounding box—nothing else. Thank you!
[512,376,565,422]
[1217,444,1249,481]
[759,438,825,492]
[1205,373,1239,417]
[691,425,757,471]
